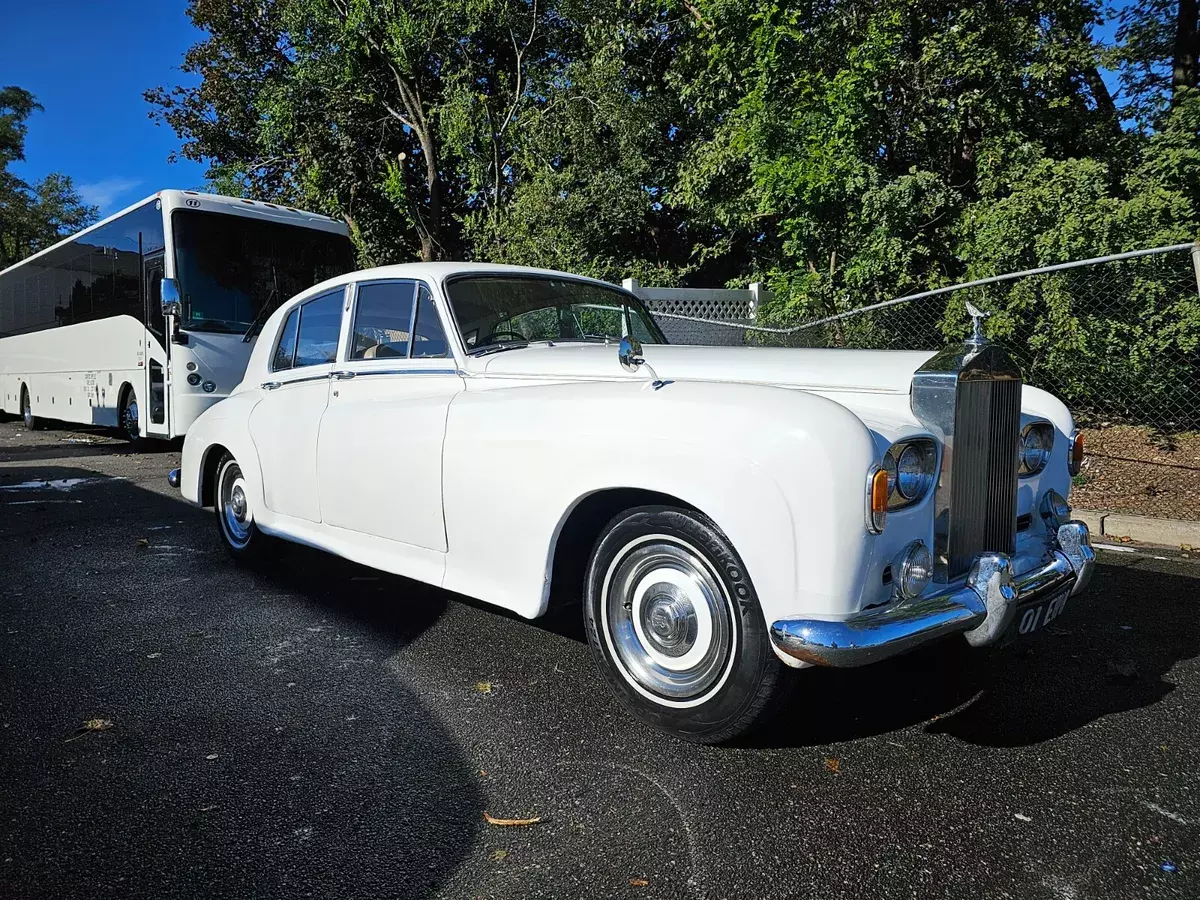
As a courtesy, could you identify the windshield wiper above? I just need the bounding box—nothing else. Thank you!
[470,341,530,357]
[241,265,281,343]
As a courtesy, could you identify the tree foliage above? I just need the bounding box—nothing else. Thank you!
[147,0,1200,417]
[0,87,97,270]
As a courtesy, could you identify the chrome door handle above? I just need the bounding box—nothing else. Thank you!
[261,381,281,391]
[331,370,356,380]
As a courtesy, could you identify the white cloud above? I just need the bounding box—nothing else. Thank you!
[77,177,144,213]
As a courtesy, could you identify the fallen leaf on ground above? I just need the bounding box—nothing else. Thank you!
[1014,812,1032,822]
[483,812,541,827]
[824,758,840,774]
[490,849,508,861]
[65,718,114,742]
[199,804,218,812]
[475,681,493,693]
[629,878,650,887]
[205,753,219,761]
[135,538,149,549]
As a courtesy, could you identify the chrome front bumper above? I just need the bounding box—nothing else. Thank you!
[771,521,1095,667]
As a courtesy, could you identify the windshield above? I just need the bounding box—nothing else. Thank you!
[172,210,355,333]
[444,275,665,352]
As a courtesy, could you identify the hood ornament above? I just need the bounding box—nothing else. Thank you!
[965,301,991,346]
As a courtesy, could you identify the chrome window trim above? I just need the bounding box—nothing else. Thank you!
[331,367,460,378]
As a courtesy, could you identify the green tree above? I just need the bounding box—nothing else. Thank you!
[0,87,97,269]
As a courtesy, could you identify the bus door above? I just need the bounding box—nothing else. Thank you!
[142,250,170,438]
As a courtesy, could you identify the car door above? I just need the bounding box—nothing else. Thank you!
[316,279,463,551]
[248,287,347,523]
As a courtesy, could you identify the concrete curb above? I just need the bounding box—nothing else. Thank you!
[1074,508,1200,549]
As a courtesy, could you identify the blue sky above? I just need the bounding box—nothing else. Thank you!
[2,0,207,216]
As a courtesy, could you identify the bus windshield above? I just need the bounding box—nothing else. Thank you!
[172,210,355,333]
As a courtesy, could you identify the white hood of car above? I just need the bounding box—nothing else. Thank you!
[477,343,937,395]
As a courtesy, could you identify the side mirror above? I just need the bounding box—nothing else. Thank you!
[617,335,644,373]
[160,277,182,318]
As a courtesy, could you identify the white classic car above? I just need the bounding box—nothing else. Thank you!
[170,263,1094,743]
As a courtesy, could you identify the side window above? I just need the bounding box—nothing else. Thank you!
[272,306,300,371]
[350,280,416,360]
[411,285,449,358]
[294,291,344,367]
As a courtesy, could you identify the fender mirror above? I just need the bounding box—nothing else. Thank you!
[160,277,182,318]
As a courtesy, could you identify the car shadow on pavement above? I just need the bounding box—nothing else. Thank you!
[0,465,485,900]
[758,557,1200,749]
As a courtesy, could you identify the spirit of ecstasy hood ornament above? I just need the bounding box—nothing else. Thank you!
[965,301,991,346]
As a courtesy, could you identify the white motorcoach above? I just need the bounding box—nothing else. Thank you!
[0,190,354,441]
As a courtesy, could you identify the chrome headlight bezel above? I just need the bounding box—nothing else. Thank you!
[882,438,937,510]
[1018,422,1054,477]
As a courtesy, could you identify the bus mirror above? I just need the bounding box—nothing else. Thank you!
[160,278,182,318]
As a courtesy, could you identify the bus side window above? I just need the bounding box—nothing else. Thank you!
[272,307,300,371]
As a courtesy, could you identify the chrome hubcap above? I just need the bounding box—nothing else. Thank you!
[219,463,253,548]
[602,535,736,705]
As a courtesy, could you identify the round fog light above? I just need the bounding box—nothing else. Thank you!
[201,380,217,394]
[187,373,202,386]
[1040,490,1071,530]
[895,541,932,599]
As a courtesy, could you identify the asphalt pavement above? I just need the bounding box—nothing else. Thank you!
[1,419,1198,899]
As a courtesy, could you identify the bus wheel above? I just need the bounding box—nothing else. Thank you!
[214,453,271,562]
[119,389,144,446]
[21,387,41,431]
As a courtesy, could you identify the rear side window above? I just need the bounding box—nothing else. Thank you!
[294,291,344,367]
[272,307,300,371]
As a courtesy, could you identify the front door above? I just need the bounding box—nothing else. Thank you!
[316,279,462,550]
[248,287,346,523]
[142,251,170,438]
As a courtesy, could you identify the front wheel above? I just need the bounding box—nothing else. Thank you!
[214,453,271,561]
[119,389,146,448]
[583,505,793,744]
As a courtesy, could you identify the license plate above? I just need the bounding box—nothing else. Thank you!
[1012,586,1071,638]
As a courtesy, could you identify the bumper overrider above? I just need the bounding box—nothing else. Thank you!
[771,521,1095,667]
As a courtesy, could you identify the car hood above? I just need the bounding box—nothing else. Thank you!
[477,343,937,395]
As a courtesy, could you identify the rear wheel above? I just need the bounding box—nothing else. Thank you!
[583,505,793,744]
[214,453,271,561]
[21,386,41,431]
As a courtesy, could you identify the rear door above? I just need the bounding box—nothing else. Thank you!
[248,288,346,522]
[316,279,462,550]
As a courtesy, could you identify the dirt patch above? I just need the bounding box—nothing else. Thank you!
[1070,424,1200,521]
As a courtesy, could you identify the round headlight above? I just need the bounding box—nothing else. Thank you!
[881,452,897,495]
[1019,425,1052,475]
[896,444,932,500]
[201,380,217,394]
[895,541,933,600]
[187,373,202,386]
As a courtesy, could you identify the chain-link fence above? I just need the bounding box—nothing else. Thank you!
[641,243,1200,522]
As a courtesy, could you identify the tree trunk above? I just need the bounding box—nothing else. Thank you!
[1173,0,1200,97]
[1084,66,1122,138]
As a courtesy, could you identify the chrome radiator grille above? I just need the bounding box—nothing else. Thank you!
[945,378,1021,579]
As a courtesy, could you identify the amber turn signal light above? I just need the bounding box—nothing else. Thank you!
[1069,432,1084,476]
[868,467,890,533]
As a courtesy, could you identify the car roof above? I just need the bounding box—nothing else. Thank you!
[314,262,624,293]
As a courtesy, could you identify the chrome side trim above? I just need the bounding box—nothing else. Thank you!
[262,373,329,390]
[330,368,460,378]
[770,522,1092,667]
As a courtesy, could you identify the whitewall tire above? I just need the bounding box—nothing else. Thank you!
[583,505,793,744]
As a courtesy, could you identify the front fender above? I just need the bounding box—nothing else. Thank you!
[440,379,879,625]
[179,392,264,510]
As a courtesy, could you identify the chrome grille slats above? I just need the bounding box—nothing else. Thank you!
[911,341,1023,583]
[946,378,1020,578]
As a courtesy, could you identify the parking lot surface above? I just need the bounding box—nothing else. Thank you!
[1,420,1198,899]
